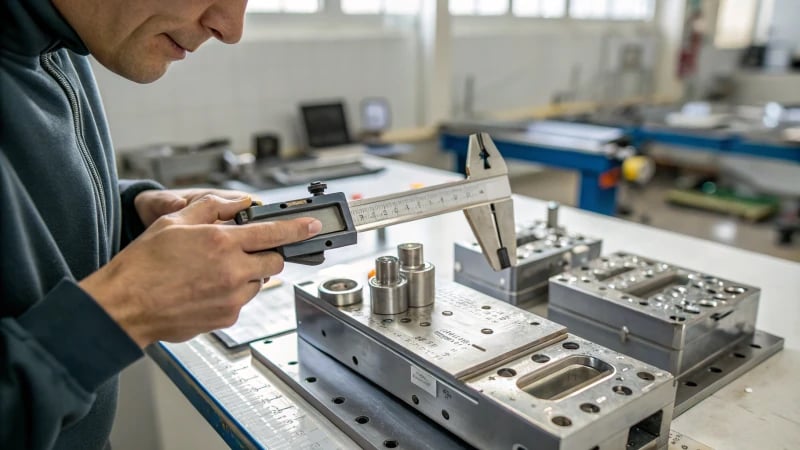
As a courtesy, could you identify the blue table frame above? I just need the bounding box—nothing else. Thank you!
[440,133,621,216]
[629,126,800,164]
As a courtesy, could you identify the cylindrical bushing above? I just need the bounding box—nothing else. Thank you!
[318,278,363,307]
[547,201,559,229]
[370,256,408,315]
[398,243,435,308]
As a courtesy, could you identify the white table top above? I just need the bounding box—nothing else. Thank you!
[162,156,800,449]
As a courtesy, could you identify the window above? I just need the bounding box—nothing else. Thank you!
[450,0,509,16]
[342,0,422,15]
[569,0,653,20]
[247,0,321,13]
[714,0,758,48]
[512,0,566,18]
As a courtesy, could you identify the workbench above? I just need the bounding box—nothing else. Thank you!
[147,157,800,449]
[629,124,800,164]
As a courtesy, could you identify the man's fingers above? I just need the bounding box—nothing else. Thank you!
[173,194,252,224]
[173,188,259,205]
[235,217,322,253]
[240,250,286,281]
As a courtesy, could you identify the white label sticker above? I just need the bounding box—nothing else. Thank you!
[410,365,438,397]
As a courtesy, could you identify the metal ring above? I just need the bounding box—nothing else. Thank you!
[318,278,363,307]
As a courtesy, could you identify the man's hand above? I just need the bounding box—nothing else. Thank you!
[80,195,322,348]
[134,188,255,227]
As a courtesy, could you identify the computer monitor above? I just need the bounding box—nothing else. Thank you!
[300,101,353,149]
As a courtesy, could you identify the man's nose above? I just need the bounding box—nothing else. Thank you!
[200,0,247,44]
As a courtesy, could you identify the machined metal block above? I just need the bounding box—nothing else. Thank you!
[292,269,675,450]
[548,252,761,376]
[454,213,602,306]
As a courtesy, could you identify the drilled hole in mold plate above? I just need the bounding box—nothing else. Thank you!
[532,354,550,363]
[552,416,572,427]
[497,368,517,377]
[580,403,600,413]
[637,371,655,381]
[383,440,398,448]
[332,397,345,404]
[684,381,698,387]
[613,385,633,396]
[562,342,580,350]
[709,366,722,373]
[355,416,369,424]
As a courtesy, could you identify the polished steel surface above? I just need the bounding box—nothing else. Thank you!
[399,243,435,308]
[251,333,468,450]
[673,330,783,416]
[397,243,424,268]
[667,430,712,450]
[319,278,364,307]
[454,215,602,306]
[548,252,762,375]
[547,201,559,229]
[293,263,676,450]
[298,274,566,379]
[369,256,409,315]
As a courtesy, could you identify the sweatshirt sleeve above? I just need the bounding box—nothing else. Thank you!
[118,179,163,248]
[1,280,143,449]
[0,153,143,449]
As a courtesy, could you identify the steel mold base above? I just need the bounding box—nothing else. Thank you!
[293,276,675,450]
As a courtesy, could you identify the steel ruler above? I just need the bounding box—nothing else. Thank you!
[235,133,516,270]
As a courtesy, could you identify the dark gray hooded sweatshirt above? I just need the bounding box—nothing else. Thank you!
[1,1,163,448]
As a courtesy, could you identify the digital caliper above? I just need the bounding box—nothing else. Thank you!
[234,133,516,271]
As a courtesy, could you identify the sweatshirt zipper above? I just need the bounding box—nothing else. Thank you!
[41,52,109,257]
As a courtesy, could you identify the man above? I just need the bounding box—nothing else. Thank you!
[0,1,320,448]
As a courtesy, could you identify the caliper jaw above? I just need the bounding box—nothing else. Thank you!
[462,133,517,271]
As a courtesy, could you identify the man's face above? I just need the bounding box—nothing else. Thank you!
[55,0,248,83]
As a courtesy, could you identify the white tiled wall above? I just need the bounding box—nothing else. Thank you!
[93,22,658,155]
[93,33,418,154]
[451,25,659,115]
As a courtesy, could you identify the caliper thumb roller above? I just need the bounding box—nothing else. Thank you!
[233,133,517,271]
